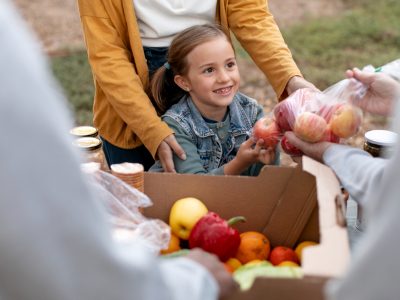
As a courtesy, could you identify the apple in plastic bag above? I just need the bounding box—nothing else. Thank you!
[252,117,280,148]
[274,100,296,132]
[329,104,362,138]
[294,112,327,143]
[280,135,303,156]
[321,128,340,143]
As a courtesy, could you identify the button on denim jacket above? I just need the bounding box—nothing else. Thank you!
[160,92,264,172]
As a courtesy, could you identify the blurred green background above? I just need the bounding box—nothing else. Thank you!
[51,0,400,126]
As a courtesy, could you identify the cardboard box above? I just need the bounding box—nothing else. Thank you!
[143,157,350,300]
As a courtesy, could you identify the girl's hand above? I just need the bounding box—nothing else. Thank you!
[236,138,264,166]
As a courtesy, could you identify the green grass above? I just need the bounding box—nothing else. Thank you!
[51,51,94,125]
[51,0,400,125]
[283,0,400,89]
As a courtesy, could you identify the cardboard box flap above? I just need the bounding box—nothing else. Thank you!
[228,276,328,300]
[301,156,350,277]
[144,166,318,248]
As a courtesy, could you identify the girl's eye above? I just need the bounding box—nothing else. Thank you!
[203,67,214,74]
[226,61,236,68]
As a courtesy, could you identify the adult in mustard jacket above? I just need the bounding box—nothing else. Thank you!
[77,0,316,171]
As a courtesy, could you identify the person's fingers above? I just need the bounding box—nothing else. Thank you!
[186,249,238,298]
[253,139,264,152]
[351,68,375,85]
[164,135,186,160]
[157,141,176,173]
[284,131,309,152]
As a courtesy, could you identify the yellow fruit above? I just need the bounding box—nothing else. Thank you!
[278,261,300,267]
[225,258,242,271]
[245,259,265,266]
[295,241,318,263]
[160,233,181,255]
[169,197,208,240]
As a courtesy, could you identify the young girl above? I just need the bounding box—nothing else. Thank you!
[149,24,277,175]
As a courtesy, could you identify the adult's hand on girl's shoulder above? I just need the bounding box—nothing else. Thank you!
[156,134,186,173]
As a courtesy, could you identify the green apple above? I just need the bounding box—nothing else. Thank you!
[169,197,208,240]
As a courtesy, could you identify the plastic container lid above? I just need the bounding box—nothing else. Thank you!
[73,137,102,151]
[70,126,98,138]
[364,130,398,147]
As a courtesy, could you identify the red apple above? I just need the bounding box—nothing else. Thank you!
[294,112,327,143]
[252,117,280,148]
[274,100,296,132]
[321,128,340,143]
[273,88,318,132]
[269,246,299,266]
[281,135,303,156]
[317,103,344,123]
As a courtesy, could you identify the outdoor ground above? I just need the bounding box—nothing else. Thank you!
[13,0,392,153]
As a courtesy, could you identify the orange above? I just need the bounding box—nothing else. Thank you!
[294,241,318,263]
[160,233,181,255]
[235,231,270,264]
[225,258,242,271]
[278,261,300,267]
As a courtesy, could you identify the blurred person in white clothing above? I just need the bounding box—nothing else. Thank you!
[285,69,400,300]
[0,1,235,299]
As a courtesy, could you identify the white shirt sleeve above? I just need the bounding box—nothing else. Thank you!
[0,1,218,299]
[322,144,387,207]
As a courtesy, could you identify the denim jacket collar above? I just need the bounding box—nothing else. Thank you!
[184,93,253,138]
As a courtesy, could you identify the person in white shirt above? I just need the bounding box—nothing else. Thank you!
[285,69,400,300]
[77,0,317,173]
[0,1,235,299]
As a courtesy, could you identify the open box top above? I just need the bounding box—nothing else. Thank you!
[144,157,350,299]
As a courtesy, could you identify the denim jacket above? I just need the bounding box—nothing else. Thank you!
[152,92,264,174]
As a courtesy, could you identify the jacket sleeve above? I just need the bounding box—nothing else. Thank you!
[226,0,302,99]
[78,1,173,156]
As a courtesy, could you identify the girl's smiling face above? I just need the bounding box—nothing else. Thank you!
[174,36,240,121]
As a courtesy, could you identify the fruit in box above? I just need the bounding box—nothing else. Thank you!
[169,197,208,240]
[235,231,271,264]
[252,117,280,148]
[269,246,300,266]
[294,112,328,143]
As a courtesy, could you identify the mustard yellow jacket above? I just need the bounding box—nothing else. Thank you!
[77,0,302,156]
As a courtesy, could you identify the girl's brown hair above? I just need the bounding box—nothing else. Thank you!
[150,24,231,115]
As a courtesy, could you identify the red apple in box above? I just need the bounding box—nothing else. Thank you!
[281,135,303,156]
[269,246,299,266]
[294,112,327,143]
[329,104,363,138]
[252,117,280,148]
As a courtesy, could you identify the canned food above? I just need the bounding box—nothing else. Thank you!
[70,126,98,138]
[363,130,398,158]
[73,137,108,170]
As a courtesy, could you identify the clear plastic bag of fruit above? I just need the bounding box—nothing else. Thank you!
[266,59,400,156]
[81,164,170,253]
